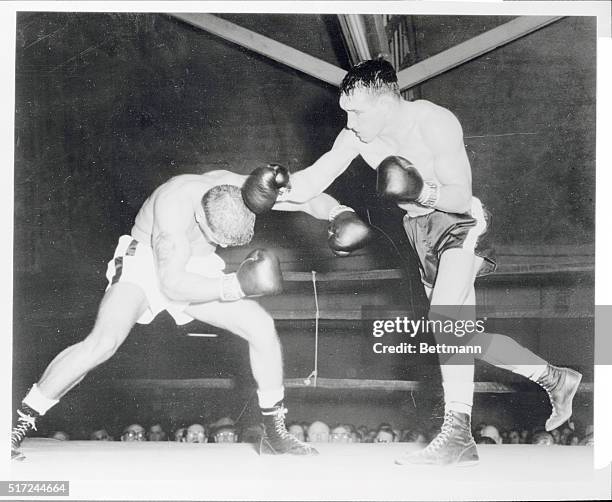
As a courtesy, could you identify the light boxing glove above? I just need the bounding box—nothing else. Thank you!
[220,249,284,301]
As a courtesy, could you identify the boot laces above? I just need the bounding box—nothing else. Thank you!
[12,410,37,445]
[270,407,308,447]
[424,411,454,452]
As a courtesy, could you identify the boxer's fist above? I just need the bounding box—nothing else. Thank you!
[327,206,374,257]
[376,156,424,203]
[220,249,284,301]
[242,164,291,214]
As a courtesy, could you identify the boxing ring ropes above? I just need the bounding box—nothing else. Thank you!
[11,263,608,501]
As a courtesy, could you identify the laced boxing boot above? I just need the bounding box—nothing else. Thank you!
[11,404,39,460]
[535,364,582,431]
[395,410,479,466]
[259,402,318,455]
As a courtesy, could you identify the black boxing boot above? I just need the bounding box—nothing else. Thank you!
[11,404,39,460]
[259,402,318,455]
[395,410,479,466]
[535,364,582,431]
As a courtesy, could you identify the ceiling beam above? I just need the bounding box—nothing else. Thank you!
[398,16,562,90]
[171,13,346,87]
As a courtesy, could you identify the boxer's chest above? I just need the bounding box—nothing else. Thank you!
[358,128,437,181]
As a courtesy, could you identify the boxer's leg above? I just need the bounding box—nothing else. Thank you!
[184,299,317,455]
[397,249,481,466]
[12,283,148,458]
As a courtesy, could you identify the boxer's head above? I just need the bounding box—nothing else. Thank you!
[199,185,255,247]
[339,59,400,144]
[340,58,400,99]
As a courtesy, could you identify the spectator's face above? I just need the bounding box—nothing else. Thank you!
[520,430,529,443]
[508,431,520,444]
[122,424,146,442]
[52,431,69,441]
[148,424,166,442]
[288,424,305,442]
[375,430,394,443]
[307,422,330,443]
[481,425,501,445]
[91,429,111,441]
[174,428,186,442]
[560,427,572,444]
[569,435,580,446]
[533,433,554,445]
[550,429,561,443]
[330,426,352,443]
[366,430,377,443]
[213,427,237,444]
[185,424,207,443]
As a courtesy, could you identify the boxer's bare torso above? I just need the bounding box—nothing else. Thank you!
[131,170,245,257]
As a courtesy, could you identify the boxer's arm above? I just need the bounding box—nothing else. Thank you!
[152,197,223,303]
[421,109,473,214]
[272,193,340,220]
[276,129,360,204]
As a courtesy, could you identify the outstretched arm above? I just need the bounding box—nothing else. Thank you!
[277,129,360,204]
[273,192,340,220]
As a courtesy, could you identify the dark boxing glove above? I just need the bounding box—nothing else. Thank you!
[242,164,291,214]
[376,155,439,207]
[220,249,284,301]
[327,205,374,257]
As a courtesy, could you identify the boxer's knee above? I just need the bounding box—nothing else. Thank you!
[82,327,126,365]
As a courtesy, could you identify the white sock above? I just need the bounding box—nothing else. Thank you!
[442,381,474,415]
[257,387,285,409]
[445,401,473,415]
[22,384,59,416]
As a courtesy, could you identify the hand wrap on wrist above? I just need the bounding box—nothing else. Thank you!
[219,273,245,302]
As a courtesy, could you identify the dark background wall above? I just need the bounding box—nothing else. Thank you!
[13,12,595,435]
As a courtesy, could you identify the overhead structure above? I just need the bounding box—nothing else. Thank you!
[396,16,562,90]
[171,13,345,86]
[337,14,390,64]
[171,13,562,92]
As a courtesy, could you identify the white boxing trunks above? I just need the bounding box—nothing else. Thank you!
[105,235,226,325]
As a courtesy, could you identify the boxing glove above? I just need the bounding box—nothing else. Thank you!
[328,205,374,257]
[220,249,284,301]
[376,156,439,207]
[242,164,291,214]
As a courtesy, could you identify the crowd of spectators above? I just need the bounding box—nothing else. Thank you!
[46,418,594,446]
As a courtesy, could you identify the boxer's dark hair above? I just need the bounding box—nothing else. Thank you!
[340,58,400,97]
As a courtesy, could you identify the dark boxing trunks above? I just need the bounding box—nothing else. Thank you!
[402,197,496,288]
